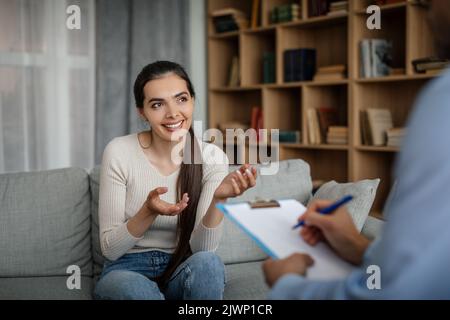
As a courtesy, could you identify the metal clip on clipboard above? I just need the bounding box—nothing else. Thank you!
[248,198,280,209]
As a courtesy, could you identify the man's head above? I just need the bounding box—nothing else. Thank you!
[428,0,450,59]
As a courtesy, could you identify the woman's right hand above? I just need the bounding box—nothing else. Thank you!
[145,187,189,217]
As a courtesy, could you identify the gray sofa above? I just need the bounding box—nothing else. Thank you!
[0,159,384,300]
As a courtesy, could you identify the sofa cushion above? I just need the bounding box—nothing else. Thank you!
[0,167,92,277]
[216,160,313,264]
[224,261,269,300]
[361,216,385,240]
[0,276,93,300]
[308,179,380,231]
[89,166,104,276]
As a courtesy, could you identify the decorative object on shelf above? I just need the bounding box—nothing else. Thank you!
[412,57,449,74]
[228,56,240,87]
[211,8,249,33]
[270,3,301,24]
[360,39,393,78]
[360,108,393,146]
[263,52,276,84]
[279,131,301,143]
[386,127,406,147]
[327,1,348,16]
[326,126,348,145]
[284,48,317,82]
[313,64,347,81]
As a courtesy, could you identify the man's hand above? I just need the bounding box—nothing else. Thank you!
[299,200,371,265]
[262,253,314,287]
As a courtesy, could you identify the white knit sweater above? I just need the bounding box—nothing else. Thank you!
[98,133,229,261]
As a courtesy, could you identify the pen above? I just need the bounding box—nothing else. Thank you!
[292,195,354,230]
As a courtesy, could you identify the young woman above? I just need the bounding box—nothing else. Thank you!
[94,61,257,300]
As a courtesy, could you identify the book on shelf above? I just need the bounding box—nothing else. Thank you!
[375,0,406,5]
[250,106,266,143]
[327,1,348,16]
[218,121,250,133]
[360,39,393,78]
[284,48,317,82]
[412,57,449,73]
[308,0,329,17]
[313,64,346,81]
[326,126,348,145]
[360,109,394,146]
[263,52,276,84]
[228,56,240,87]
[279,130,301,144]
[389,68,405,76]
[251,0,261,29]
[306,108,322,145]
[270,3,301,24]
[212,8,249,33]
[386,127,406,148]
[317,107,339,142]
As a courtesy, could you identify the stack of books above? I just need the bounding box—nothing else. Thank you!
[279,130,301,144]
[326,126,348,145]
[412,57,449,75]
[270,3,301,23]
[313,64,346,81]
[284,48,317,82]
[212,8,249,33]
[386,128,406,148]
[328,1,348,16]
[360,39,393,78]
[263,52,276,83]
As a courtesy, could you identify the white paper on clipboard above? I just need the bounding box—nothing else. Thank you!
[217,199,354,280]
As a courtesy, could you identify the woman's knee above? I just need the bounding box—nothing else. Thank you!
[187,252,225,287]
[190,251,224,274]
[94,270,164,300]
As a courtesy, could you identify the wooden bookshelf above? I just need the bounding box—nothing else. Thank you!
[206,0,438,218]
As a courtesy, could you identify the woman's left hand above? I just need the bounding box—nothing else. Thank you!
[214,164,257,201]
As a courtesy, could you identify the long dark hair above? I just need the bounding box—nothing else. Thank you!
[133,61,203,289]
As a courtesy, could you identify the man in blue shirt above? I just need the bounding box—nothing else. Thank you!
[262,0,450,299]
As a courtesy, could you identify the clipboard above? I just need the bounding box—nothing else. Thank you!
[216,199,354,280]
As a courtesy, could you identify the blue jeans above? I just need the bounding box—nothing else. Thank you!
[94,251,225,300]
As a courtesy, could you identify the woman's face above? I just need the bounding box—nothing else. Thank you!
[138,72,194,142]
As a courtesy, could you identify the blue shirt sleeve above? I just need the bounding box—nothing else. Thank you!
[268,70,450,299]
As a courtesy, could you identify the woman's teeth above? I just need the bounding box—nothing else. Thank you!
[163,120,183,129]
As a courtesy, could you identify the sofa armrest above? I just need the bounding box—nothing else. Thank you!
[361,216,385,240]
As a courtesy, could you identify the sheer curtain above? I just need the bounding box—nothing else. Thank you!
[0,0,95,173]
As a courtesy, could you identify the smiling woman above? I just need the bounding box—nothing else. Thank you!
[94,61,258,300]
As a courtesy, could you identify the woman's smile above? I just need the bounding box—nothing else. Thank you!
[162,119,185,132]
